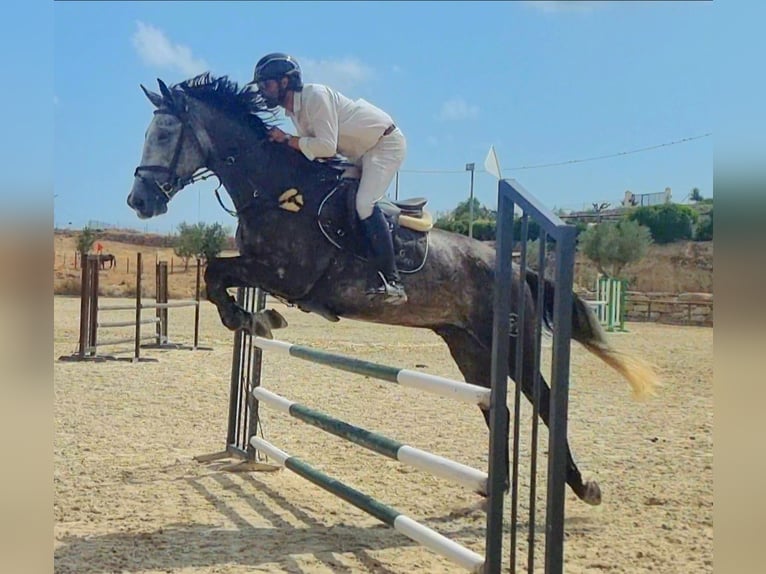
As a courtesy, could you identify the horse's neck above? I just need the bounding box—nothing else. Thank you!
[214,134,331,206]
[214,137,288,205]
[197,105,336,211]
[203,123,270,210]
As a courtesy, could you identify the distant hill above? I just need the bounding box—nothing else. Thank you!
[54,227,237,250]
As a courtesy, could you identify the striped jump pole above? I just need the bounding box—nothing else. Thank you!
[253,387,488,495]
[251,437,485,573]
[596,275,628,332]
[252,337,491,408]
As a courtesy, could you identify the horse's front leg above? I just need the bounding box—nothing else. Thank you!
[204,256,288,338]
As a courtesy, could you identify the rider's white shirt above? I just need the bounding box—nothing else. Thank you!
[286,83,395,162]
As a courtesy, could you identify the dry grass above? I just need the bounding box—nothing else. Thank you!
[55,232,713,301]
[54,233,238,300]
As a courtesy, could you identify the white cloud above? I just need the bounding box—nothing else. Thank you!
[131,21,209,77]
[299,56,374,93]
[438,98,479,121]
[523,1,605,13]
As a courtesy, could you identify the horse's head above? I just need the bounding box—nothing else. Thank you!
[127,79,213,219]
[128,73,334,220]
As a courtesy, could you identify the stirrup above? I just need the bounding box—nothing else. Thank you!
[366,274,408,305]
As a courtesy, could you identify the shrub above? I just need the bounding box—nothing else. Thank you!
[695,207,713,241]
[627,204,699,244]
[471,219,496,241]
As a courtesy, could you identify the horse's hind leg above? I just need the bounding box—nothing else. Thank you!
[434,323,601,506]
[523,379,601,504]
[204,256,287,338]
[513,322,602,505]
[433,325,511,493]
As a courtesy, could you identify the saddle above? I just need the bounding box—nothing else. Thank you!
[315,158,433,274]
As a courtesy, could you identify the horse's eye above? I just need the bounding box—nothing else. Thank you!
[161,183,173,192]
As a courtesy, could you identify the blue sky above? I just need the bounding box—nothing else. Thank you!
[52,1,716,234]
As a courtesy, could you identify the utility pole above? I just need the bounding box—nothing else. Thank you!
[466,163,475,238]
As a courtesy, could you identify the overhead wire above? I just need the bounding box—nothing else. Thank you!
[397,132,712,174]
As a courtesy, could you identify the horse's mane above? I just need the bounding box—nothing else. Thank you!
[173,72,278,133]
[171,72,339,181]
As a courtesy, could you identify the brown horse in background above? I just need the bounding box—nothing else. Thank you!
[97,253,115,270]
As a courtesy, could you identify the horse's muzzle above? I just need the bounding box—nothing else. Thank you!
[127,179,168,219]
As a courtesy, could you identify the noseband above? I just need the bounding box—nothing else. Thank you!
[133,108,214,201]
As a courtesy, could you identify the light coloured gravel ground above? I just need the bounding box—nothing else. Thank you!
[54,296,712,573]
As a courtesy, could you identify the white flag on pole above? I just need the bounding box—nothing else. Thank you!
[484,145,502,180]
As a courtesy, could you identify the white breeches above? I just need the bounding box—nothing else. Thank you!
[355,128,407,220]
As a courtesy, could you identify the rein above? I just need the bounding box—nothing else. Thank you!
[214,181,238,217]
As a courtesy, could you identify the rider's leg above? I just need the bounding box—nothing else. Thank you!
[357,128,407,304]
[360,206,407,303]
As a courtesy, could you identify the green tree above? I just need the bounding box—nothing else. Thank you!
[513,217,542,243]
[689,187,704,202]
[76,226,97,258]
[174,222,205,270]
[627,204,699,244]
[200,222,229,262]
[173,222,231,269]
[452,197,495,222]
[571,220,589,238]
[471,219,497,241]
[579,220,652,278]
[433,217,470,236]
[433,198,497,239]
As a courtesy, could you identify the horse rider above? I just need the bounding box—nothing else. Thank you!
[248,53,408,305]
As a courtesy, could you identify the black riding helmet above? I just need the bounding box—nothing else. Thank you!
[253,53,303,90]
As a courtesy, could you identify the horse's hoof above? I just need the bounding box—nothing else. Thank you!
[253,322,273,339]
[250,309,288,339]
[582,481,602,506]
[262,309,289,330]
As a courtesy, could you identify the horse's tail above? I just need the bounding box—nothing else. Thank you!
[524,270,660,399]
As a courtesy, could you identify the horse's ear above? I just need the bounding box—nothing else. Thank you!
[140,84,164,108]
[157,78,173,102]
[157,78,187,113]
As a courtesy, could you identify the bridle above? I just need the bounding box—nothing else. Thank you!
[133,105,216,202]
[132,89,276,217]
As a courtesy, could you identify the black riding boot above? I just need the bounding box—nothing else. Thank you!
[360,207,408,305]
